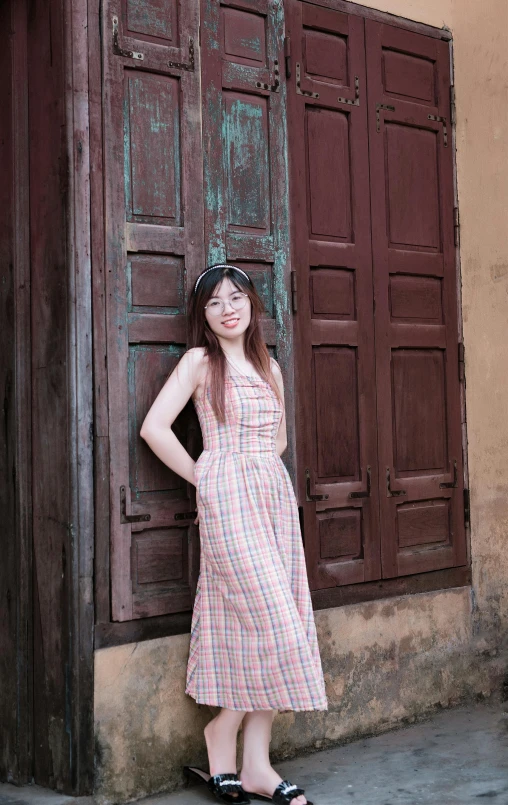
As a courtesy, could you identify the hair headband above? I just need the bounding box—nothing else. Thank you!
[193,264,251,293]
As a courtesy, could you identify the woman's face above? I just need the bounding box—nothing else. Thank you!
[203,277,252,341]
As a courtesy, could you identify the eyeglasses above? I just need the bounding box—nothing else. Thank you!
[204,292,249,317]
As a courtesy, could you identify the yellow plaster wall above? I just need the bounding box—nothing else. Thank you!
[94,3,508,801]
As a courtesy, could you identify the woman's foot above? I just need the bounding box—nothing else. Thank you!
[240,765,307,805]
[204,711,244,777]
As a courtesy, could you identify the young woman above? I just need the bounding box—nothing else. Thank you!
[140,265,327,805]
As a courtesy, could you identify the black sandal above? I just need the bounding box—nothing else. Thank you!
[245,780,313,805]
[183,766,251,804]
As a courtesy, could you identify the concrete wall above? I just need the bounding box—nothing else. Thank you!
[94,1,508,801]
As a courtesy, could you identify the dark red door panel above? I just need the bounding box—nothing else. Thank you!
[287,2,380,590]
[365,20,466,577]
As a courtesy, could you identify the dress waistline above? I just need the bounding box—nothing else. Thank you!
[202,447,278,458]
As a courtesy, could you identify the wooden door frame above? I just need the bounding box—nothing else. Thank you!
[0,0,32,784]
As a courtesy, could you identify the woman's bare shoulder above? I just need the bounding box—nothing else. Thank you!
[184,347,209,396]
[269,356,283,379]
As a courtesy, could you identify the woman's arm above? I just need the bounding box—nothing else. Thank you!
[271,358,288,457]
[140,348,204,485]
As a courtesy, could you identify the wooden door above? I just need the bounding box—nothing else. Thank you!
[102,0,204,621]
[366,20,466,577]
[286,2,380,589]
[200,0,293,427]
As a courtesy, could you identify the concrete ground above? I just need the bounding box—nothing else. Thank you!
[1,701,507,805]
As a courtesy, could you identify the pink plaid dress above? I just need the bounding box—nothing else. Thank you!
[185,358,328,712]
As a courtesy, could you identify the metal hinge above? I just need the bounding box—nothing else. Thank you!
[458,342,465,382]
[174,510,197,521]
[428,114,448,146]
[450,85,456,127]
[296,63,319,98]
[376,103,395,132]
[255,59,280,92]
[290,270,297,313]
[338,76,360,107]
[463,488,470,528]
[454,206,460,247]
[112,16,144,60]
[305,468,329,502]
[440,459,458,489]
[167,38,195,71]
[349,466,371,499]
[120,486,151,524]
[284,36,291,79]
[386,467,406,497]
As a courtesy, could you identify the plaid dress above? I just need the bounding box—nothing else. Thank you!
[185,358,328,712]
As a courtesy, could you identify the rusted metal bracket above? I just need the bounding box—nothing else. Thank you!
[386,467,406,497]
[338,76,360,107]
[349,466,371,499]
[174,510,198,521]
[376,103,395,132]
[120,486,151,524]
[428,114,448,146]
[112,16,144,61]
[440,459,458,489]
[168,38,195,71]
[256,60,280,92]
[305,468,329,502]
[296,63,319,99]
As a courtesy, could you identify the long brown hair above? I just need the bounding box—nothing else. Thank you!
[186,265,282,421]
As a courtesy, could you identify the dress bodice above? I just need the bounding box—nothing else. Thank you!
[193,363,282,456]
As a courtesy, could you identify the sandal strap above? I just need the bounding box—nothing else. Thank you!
[208,773,245,795]
[273,780,305,804]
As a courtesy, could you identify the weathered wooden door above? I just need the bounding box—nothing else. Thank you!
[286,2,381,589]
[102,0,204,621]
[366,20,466,577]
[287,1,466,591]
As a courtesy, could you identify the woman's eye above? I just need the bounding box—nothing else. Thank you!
[208,300,221,308]
[231,294,243,302]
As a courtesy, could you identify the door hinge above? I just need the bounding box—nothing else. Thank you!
[440,459,458,489]
[349,465,371,499]
[120,486,151,524]
[305,468,329,502]
[450,85,456,127]
[458,342,465,382]
[112,15,144,60]
[284,36,291,79]
[454,206,460,247]
[290,270,298,313]
[463,488,470,528]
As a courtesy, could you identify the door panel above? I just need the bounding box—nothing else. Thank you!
[287,1,380,589]
[365,20,466,578]
[201,0,292,415]
[102,0,204,621]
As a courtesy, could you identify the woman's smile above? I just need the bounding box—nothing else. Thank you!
[221,316,240,328]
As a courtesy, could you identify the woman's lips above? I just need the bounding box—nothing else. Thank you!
[222,317,240,328]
